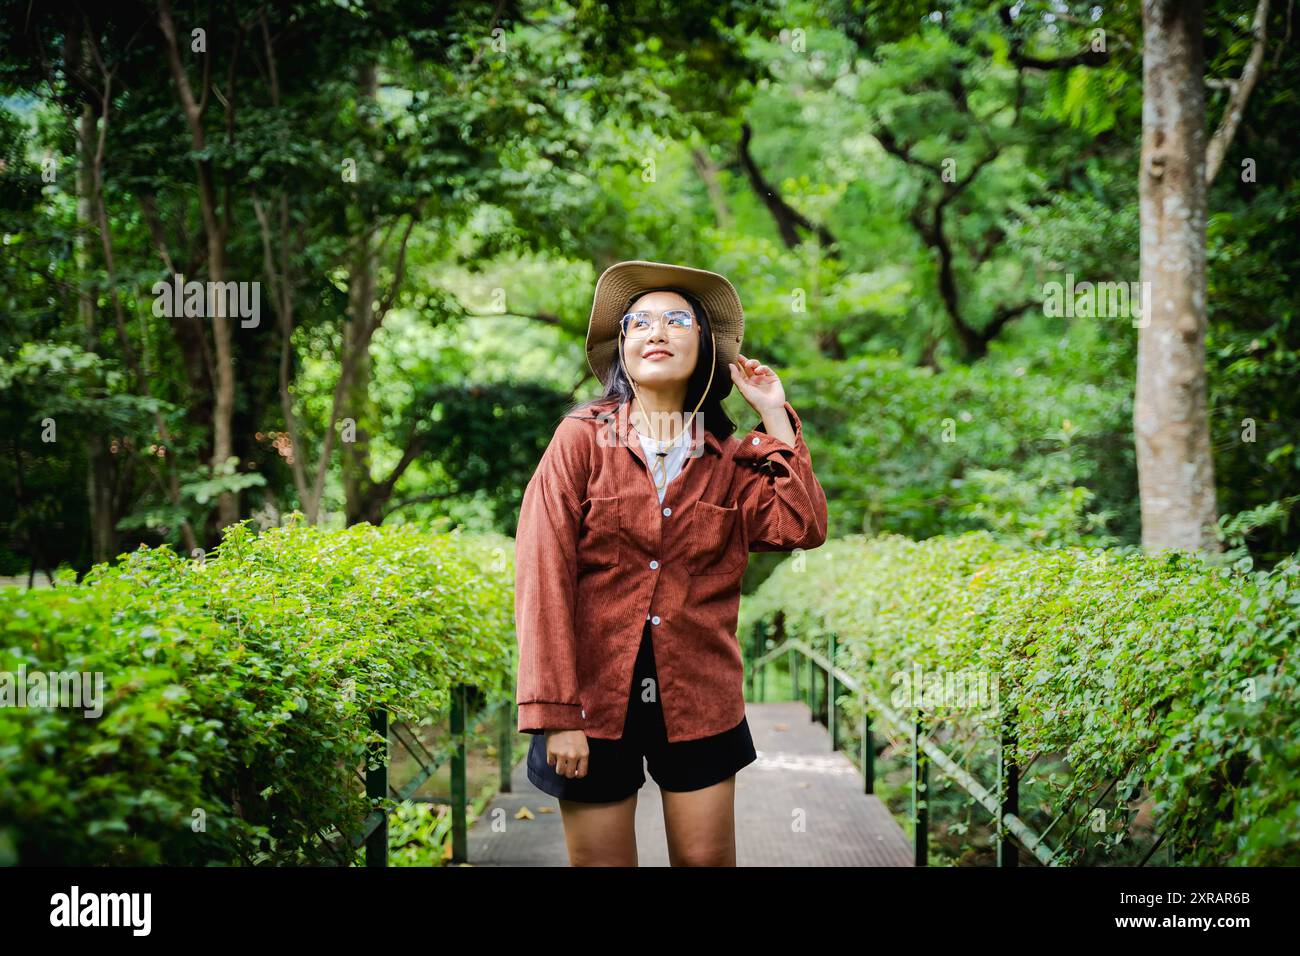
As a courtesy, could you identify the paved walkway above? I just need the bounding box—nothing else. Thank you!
[466,700,913,866]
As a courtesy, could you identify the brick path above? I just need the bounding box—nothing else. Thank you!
[466,700,912,866]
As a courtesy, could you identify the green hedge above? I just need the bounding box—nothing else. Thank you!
[0,519,515,865]
[741,532,1300,865]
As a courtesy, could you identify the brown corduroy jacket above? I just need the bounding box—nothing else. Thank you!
[513,396,828,743]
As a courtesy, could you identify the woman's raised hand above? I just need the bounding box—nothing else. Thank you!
[729,353,787,413]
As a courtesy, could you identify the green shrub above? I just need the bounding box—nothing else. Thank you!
[0,518,514,865]
[741,532,1300,865]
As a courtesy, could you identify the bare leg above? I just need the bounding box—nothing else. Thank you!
[557,793,639,866]
[661,775,738,866]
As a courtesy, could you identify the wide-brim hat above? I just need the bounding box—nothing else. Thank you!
[585,260,744,389]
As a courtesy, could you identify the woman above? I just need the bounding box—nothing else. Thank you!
[513,259,829,866]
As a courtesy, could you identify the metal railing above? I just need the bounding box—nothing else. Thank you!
[745,618,1174,867]
[317,685,516,866]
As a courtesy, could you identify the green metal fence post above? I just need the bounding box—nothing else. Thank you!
[912,710,928,867]
[450,684,468,864]
[746,623,759,700]
[366,708,389,867]
[499,700,513,794]
[998,714,1019,867]
[806,653,816,721]
[828,632,838,751]
[822,661,829,725]
[861,711,874,794]
[791,646,801,701]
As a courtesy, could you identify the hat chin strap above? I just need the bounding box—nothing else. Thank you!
[621,327,716,491]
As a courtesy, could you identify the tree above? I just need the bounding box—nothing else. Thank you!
[1136,0,1270,552]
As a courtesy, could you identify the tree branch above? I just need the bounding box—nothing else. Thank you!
[875,126,945,177]
[877,113,1020,359]
[690,146,733,230]
[252,196,310,508]
[1207,0,1270,186]
[1000,4,1114,70]
[737,122,837,250]
[304,214,417,521]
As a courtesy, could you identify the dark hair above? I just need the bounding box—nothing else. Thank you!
[564,287,736,439]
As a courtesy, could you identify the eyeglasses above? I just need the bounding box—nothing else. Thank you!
[621,309,697,339]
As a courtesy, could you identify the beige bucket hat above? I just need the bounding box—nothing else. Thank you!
[584,260,744,387]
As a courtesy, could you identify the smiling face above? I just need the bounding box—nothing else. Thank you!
[620,290,700,391]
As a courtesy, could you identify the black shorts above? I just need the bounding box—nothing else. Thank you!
[526,622,757,804]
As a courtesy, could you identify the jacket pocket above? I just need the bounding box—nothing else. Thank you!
[687,499,746,575]
[577,496,621,570]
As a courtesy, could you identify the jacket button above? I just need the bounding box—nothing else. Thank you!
[663,507,671,517]
[751,437,761,445]
[649,560,659,570]
[651,615,661,625]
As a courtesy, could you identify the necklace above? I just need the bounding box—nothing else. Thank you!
[638,430,683,493]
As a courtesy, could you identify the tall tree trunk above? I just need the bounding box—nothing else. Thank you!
[158,0,239,532]
[1136,0,1220,552]
[343,64,378,527]
[207,240,239,530]
[77,103,115,564]
[341,283,376,526]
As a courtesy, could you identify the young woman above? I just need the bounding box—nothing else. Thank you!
[513,259,829,866]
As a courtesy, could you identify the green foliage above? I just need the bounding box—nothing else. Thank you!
[1216,495,1300,569]
[386,801,456,867]
[777,321,1136,547]
[0,519,514,864]
[0,342,171,569]
[4,0,1299,563]
[0,0,1298,870]
[742,533,1300,865]
[1205,179,1300,564]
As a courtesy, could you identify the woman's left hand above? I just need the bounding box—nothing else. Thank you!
[729,353,787,413]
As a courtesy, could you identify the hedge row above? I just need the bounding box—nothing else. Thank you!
[740,532,1300,865]
[0,519,515,865]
